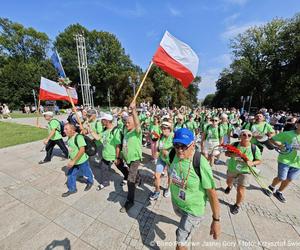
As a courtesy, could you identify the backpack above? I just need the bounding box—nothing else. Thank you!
[51,119,66,137]
[168,149,202,181]
[74,134,97,156]
[233,142,257,161]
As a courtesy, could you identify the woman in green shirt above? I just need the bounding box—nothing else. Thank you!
[149,121,173,201]
[149,116,161,163]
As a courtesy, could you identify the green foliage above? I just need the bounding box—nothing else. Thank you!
[203,94,215,107]
[213,14,300,111]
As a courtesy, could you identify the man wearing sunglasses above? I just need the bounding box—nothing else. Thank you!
[169,128,220,249]
[201,117,222,166]
[251,112,275,152]
[224,129,262,214]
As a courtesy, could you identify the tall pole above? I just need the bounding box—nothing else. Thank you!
[248,94,253,114]
[108,88,111,111]
[32,89,37,110]
[75,33,94,107]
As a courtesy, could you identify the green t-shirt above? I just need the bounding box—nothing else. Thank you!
[169,155,216,216]
[68,134,89,165]
[122,129,142,164]
[150,124,161,140]
[272,131,300,169]
[102,127,122,161]
[158,132,174,163]
[117,119,124,130]
[219,122,233,137]
[48,119,62,141]
[184,120,197,132]
[90,120,103,146]
[227,143,262,173]
[205,125,221,141]
[251,122,275,146]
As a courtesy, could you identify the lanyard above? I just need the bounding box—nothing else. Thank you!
[178,159,192,189]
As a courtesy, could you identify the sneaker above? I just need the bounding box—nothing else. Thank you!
[120,201,134,213]
[230,204,240,215]
[224,186,231,194]
[38,160,50,165]
[61,190,77,197]
[163,189,170,198]
[97,183,109,191]
[262,185,274,197]
[274,191,286,203]
[120,180,127,186]
[149,191,160,201]
[84,183,93,191]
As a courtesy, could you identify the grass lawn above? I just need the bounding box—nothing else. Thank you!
[0,121,47,148]
[10,113,42,118]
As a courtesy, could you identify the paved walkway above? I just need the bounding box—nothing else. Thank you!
[1,119,300,249]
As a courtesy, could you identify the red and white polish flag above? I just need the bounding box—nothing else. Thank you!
[39,77,78,104]
[152,31,199,88]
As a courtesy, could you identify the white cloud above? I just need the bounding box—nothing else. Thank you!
[221,21,263,40]
[167,5,182,17]
[223,13,240,26]
[212,54,232,67]
[146,30,160,41]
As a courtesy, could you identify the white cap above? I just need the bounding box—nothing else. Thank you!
[43,111,54,117]
[100,113,113,121]
[220,113,228,119]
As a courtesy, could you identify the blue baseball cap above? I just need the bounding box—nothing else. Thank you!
[173,128,194,146]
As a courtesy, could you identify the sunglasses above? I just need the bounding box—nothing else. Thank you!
[211,120,219,122]
[161,126,170,130]
[241,133,252,138]
[174,143,191,151]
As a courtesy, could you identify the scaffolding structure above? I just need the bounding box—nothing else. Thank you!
[75,33,94,107]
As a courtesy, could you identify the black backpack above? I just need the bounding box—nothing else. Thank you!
[74,134,97,156]
[169,149,202,181]
[233,142,257,161]
[51,119,66,137]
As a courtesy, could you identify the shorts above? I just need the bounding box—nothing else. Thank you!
[172,203,203,245]
[227,171,251,187]
[277,162,300,181]
[203,140,220,155]
[155,158,167,173]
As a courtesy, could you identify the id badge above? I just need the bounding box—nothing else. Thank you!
[178,189,186,201]
[236,164,242,172]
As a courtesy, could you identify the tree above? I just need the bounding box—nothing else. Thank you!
[213,14,300,111]
[203,94,215,107]
[0,18,55,109]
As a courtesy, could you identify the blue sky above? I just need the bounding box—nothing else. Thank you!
[1,0,299,99]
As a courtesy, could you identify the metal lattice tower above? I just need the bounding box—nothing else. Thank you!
[75,33,94,107]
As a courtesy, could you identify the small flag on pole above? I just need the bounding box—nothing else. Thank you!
[152,31,199,88]
[51,50,66,78]
[39,77,78,104]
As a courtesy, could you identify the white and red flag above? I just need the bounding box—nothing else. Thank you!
[39,77,78,104]
[152,31,199,88]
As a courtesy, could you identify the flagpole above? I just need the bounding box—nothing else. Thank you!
[66,88,83,130]
[36,99,41,127]
[132,61,153,103]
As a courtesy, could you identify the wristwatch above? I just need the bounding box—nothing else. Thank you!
[212,216,220,222]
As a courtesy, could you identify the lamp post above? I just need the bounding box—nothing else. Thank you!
[91,86,96,107]
[129,75,140,97]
